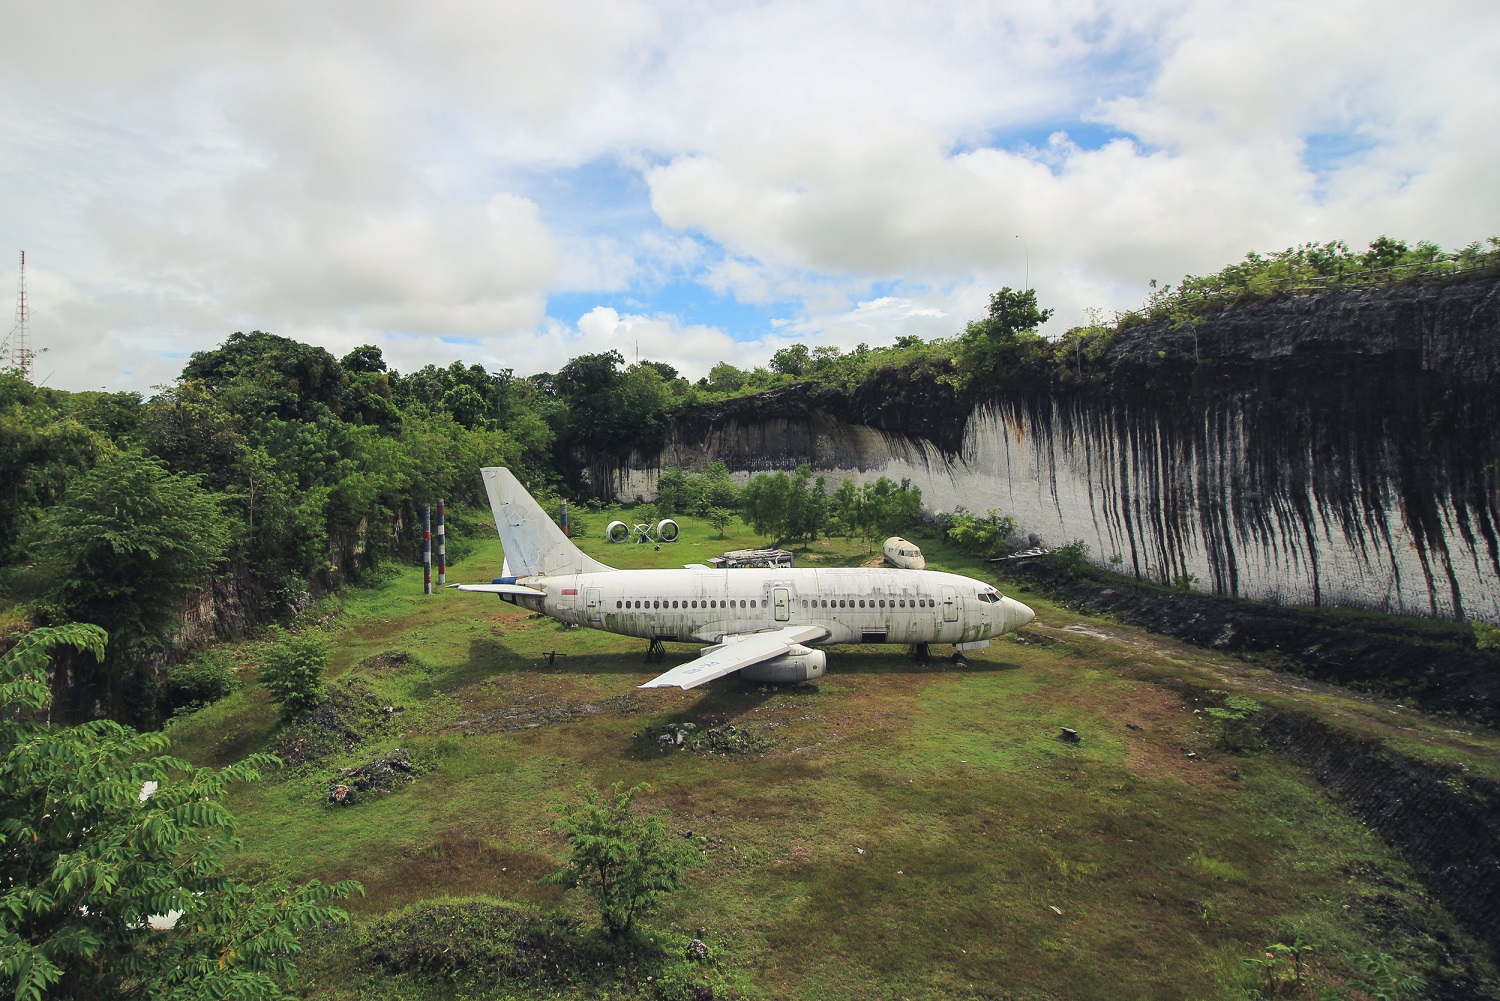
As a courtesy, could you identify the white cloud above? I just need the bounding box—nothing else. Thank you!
[0,0,1495,390]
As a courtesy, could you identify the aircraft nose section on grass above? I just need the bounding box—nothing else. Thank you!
[1001,596,1035,632]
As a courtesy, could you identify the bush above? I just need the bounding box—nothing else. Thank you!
[1474,621,1500,652]
[259,628,330,718]
[942,507,1017,558]
[1206,694,1264,753]
[160,649,239,717]
[543,782,698,937]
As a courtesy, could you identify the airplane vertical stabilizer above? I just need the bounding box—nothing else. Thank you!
[482,467,614,578]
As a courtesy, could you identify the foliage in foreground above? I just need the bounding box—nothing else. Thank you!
[0,624,359,999]
[352,896,727,998]
[543,783,698,937]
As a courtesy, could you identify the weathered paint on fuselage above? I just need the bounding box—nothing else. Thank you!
[500,567,1016,646]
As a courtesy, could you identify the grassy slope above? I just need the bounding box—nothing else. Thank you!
[169,509,1500,1000]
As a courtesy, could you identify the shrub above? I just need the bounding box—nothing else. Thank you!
[160,649,239,717]
[1206,693,1264,753]
[1473,621,1500,652]
[942,507,1016,558]
[543,782,698,937]
[259,629,330,718]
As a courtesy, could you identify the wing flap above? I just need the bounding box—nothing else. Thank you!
[639,625,827,691]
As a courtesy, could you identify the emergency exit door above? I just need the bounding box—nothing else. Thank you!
[941,585,959,622]
[773,588,790,621]
[585,588,603,626]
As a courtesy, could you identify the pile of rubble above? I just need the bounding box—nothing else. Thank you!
[634,721,773,755]
[274,680,404,770]
[327,748,417,805]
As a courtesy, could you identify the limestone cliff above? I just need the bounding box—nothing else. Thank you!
[599,275,1500,622]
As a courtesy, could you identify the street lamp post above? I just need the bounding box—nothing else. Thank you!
[1015,234,1029,291]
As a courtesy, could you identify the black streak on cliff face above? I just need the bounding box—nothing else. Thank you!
[598,276,1500,622]
[1090,275,1500,617]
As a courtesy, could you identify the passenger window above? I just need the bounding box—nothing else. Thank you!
[802,599,808,608]
[750,600,757,608]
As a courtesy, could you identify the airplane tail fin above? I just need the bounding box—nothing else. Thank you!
[482,467,613,578]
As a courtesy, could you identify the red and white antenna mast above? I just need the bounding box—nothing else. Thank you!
[11,250,30,377]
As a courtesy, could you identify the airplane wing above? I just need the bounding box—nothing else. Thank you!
[446,583,545,597]
[639,625,828,690]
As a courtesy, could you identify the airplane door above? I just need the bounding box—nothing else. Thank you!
[585,588,603,627]
[941,585,959,622]
[773,587,790,622]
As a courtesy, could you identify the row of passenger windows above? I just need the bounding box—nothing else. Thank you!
[804,598,936,609]
[617,599,758,609]
[613,597,941,610]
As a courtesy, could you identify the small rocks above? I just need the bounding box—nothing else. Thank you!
[1059,727,1081,744]
[327,748,419,805]
[688,938,710,959]
[634,720,772,755]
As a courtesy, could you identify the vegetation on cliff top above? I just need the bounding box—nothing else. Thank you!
[2,233,1496,727]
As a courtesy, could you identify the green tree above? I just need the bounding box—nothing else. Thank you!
[42,450,231,649]
[828,478,861,539]
[769,344,811,377]
[0,624,359,999]
[653,466,694,516]
[706,362,744,394]
[707,508,733,538]
[956,287,1053,383]
[543,783,696,937]
[258,629,330,718]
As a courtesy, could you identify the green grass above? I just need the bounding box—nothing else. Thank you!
[162,513,1499,1000]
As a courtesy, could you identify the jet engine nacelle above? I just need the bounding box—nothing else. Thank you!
[738,644,827,684]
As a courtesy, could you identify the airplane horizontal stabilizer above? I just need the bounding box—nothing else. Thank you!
[446,583,545,596]
[639,625,827,690]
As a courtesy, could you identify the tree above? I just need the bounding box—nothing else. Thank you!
[708,508,732,538]
[769,344,810,377]
[543,783,696,937]
[706,362,744,394]
[43,450,231,651]
[258,629,330,718]
[41,450,233,722]
[0,624,359,999]
[957,287,1053,381]
[653,466,693,516]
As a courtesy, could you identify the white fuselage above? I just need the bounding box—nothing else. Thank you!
[499,567,1027,646]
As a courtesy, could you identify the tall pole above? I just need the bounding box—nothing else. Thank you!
[437,498,446,586]
[422,504,432,595]
[12,250,29,377]
[1014,235,1029,291]
[560,497,569,537]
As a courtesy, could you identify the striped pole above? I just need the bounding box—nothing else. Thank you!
[422,504,432,595]
[560,497,569,537]
[437,498,446,585]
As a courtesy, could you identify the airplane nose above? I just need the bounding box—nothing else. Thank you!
[1001,596,1035,631]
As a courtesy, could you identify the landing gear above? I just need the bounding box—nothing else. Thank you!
[909,643,930,662]
[645,638,667,664]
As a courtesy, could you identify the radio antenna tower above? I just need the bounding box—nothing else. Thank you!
[11,250,30,377]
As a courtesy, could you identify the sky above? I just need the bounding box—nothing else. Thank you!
[2,0,1497,393]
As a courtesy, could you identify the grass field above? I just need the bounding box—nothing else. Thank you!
[168,507,1500,1000]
